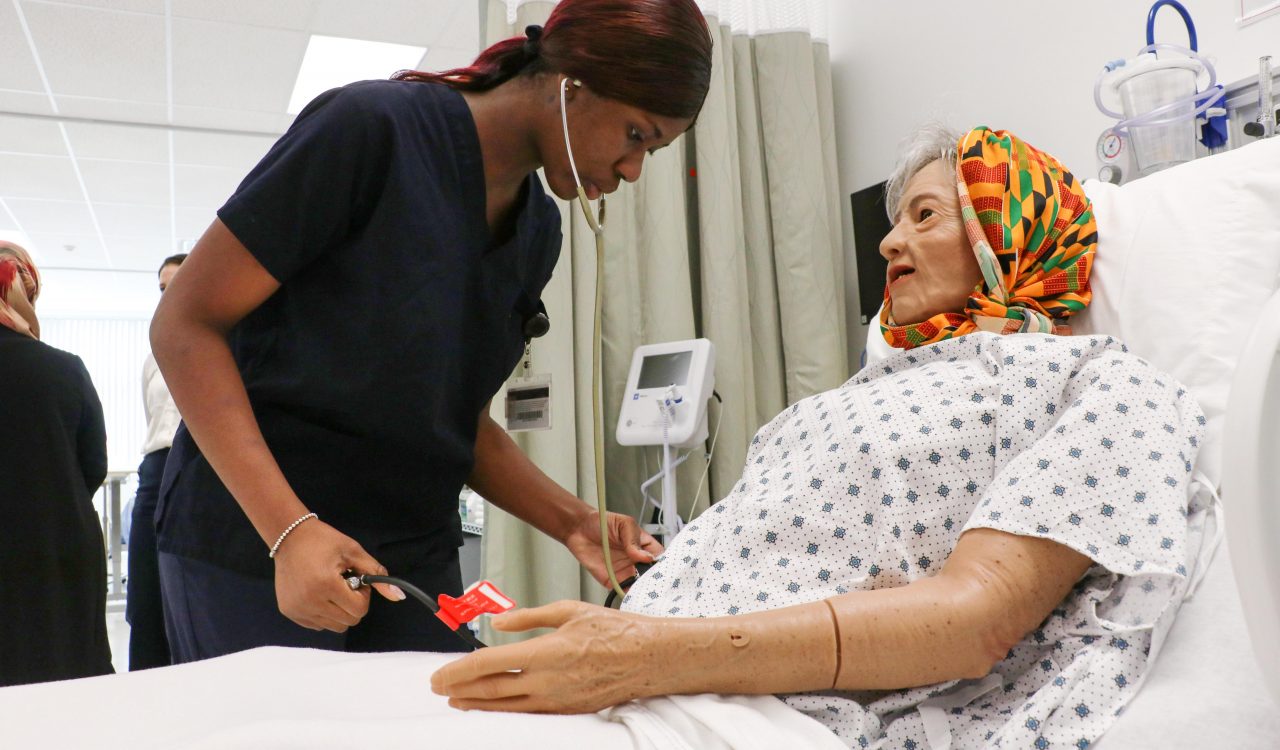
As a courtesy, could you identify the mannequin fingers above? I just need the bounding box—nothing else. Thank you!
[447,694,554,713]
[491,600,586,632]
[437,671,529,703]
[432,642,533,690]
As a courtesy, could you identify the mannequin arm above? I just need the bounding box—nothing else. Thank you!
[431,527,1091,712]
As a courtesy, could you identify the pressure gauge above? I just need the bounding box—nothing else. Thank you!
[1097,131,1125,162]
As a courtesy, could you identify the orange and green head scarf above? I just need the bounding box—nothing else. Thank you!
[881,126,1095,349]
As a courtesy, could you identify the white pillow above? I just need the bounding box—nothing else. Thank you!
[864,137,1280,486]
[1076,137,1280,486]
[863,310,898,365]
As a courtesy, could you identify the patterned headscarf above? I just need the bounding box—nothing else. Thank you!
[881,127,1095,349]
[0,241,41,339]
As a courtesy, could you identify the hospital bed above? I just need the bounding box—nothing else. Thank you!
[2,141,1280,749]
[1075,134,1280,747]
[868,133,1280,746]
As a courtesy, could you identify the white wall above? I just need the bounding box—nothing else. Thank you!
[828,0,1279,368]
[38,268,162,320]
[33,269,161,473]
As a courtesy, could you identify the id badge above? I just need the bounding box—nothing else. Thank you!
[505,374,552,432]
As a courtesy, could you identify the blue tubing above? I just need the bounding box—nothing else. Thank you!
[1146,0,1197,51]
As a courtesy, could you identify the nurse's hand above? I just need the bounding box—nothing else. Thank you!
[271,518,405,632]
[430,601,668,713]
[564,511,663,588]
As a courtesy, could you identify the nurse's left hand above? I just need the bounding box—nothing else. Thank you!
[564,511,663,588]
[430,601,668,713]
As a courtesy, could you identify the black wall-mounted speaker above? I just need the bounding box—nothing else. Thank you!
[850,181,892,325]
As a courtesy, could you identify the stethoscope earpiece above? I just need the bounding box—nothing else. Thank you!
[559,76,605,236]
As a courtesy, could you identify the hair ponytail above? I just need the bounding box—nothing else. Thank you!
[392,0,712,120]
[392,27,545,90]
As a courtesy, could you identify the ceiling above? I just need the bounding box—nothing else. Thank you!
[0,0,480,272]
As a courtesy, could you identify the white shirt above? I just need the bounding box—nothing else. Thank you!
[623,333,1211,749]
[141,352,182,455]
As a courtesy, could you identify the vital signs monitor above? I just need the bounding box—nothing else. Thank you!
[617,338,715,449]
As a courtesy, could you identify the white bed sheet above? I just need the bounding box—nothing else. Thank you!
[0,647,845,750]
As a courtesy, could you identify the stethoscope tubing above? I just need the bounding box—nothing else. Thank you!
[559,75,627,600]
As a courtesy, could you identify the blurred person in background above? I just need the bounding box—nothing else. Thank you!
[0,241,112,686]
[126,253,187,670]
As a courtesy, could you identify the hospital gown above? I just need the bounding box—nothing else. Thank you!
[623,332,1211,749]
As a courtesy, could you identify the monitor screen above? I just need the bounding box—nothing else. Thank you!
[638,351,693,389]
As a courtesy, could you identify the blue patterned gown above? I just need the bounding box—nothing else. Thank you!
[622,333,1212,749]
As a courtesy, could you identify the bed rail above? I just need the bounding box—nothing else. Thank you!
[1222,284,1280,709]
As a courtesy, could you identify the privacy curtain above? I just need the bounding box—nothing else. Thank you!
[478,0,845,644]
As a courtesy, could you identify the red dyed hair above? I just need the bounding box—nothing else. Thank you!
[392,0,712,120]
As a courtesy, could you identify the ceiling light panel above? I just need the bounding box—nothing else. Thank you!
[287,35,426,114]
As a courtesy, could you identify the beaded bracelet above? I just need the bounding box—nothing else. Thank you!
[268,512,317,559]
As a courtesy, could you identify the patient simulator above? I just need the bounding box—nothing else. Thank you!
[9,118,1279,750]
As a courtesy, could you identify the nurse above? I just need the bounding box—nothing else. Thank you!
[150,0,714,660]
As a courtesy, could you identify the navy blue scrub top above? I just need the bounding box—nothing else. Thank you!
[156,80,562,578]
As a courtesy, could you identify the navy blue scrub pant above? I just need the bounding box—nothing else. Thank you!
[126,448,171,670]
[158,539,472,662]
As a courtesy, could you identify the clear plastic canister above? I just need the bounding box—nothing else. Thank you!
[1118,65,1198,175]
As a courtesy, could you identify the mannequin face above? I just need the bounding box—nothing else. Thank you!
[879,160,982,325]
[538,78,692,202]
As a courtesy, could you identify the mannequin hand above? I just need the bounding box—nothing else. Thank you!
[431,601,670,713]
[271,518,404,632]
[564,510,663,587]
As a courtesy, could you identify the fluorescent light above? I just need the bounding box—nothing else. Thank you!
[287,35,428,115]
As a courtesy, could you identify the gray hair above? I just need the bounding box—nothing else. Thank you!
[884,123,962,223]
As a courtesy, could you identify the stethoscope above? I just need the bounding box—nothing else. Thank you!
[558,76,629,600]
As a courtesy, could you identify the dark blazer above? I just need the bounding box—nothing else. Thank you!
[0,326,112,685]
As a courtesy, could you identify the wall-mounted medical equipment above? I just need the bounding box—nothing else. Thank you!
[1094,0,1225,184]
[1095,0,1277,186]
[616,338,716,542]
